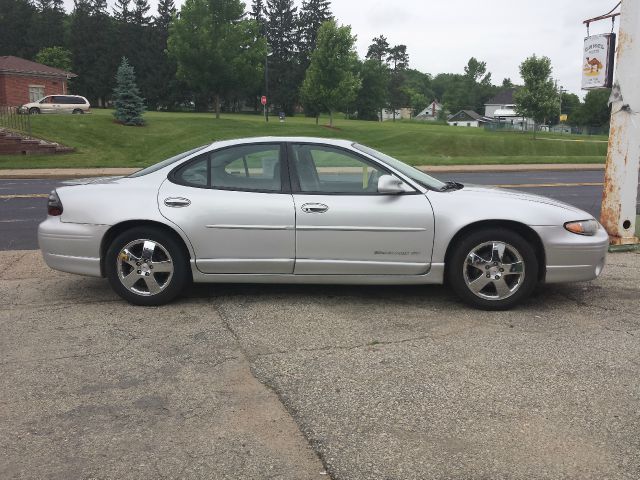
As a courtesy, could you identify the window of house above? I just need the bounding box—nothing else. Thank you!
[28,86,45,103]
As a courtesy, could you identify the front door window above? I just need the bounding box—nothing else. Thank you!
[290,144,386,194]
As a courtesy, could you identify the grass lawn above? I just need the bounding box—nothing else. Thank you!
[0,109,608,169]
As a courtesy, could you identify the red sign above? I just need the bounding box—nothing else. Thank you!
[261,96,267,105]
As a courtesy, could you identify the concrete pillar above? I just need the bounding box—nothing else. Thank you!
[600,0,640,245]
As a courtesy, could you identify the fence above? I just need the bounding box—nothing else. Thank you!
[0,106,31,136]
[484,121,608,137]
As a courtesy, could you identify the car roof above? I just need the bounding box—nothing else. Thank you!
[206,137,354,149]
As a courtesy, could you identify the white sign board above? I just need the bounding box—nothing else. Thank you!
[582,33,616,90]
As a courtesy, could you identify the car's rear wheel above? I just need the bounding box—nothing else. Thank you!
[72,109,83,114]
[29,107,40,115]
[446,228,538,310]
[105,227,190,306]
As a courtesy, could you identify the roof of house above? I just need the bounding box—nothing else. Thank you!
[485,88,516,105]
[0,56,76,78]
[449,110,484,121]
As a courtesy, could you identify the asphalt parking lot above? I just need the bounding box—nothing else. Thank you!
[1,250,639,479]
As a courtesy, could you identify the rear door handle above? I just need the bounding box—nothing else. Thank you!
[301,203,329,214]
[164,197,191,208]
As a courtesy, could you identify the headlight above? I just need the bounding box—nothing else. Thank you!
[564,219,599,236]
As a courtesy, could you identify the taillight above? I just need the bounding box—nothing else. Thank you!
[47,190,63,216]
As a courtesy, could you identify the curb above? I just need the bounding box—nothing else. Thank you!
[0,164,605,179]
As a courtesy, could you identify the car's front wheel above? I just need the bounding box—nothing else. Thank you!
[105,227,190,306]
[446,228,538,310]
[29,107,40,115]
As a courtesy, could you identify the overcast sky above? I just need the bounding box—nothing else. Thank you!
[62,0,620,96]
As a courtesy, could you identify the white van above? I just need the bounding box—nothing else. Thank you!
[21,95,90,115]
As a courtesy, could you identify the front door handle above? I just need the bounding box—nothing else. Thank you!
[164,197,191,208]
[301,203,329,214]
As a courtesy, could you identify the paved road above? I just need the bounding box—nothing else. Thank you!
[1,171,638,251]
[2,250,639,479]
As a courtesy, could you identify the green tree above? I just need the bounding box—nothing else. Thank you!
[0,0,37,58]
[29,0,66,53]
[366,35,389,65]
[441,57,495,115]
[251,0,266,21]
[300,20,360,126]
[266,0,300,115]
[298,0,332,69]
[559,92,580,125]
[576,89,611,127]
[168,0,266,118]
[113,57,145,125]
[70,0,115,106]
[152,0,179,108]
[387,44,409,121]
[355,59,388,121]
[403,69,433,115]
[35,46,73,71]
[514,55,560,138]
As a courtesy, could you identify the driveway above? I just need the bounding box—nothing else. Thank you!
[1,251,639,479]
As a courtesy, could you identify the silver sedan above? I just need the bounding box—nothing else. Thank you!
[38,137,609,309]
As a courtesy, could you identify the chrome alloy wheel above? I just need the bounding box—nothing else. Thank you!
[463,241,525,301]
[116,239,174,296]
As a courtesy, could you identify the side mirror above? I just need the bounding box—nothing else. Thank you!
[377,174,412,194]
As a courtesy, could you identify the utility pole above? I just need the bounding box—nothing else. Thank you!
[600,0,640,245]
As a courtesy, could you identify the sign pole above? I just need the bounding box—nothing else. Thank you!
[261,96,268,123]
[600,0,640,245]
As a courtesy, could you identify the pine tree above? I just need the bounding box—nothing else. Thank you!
[29,0,66,53]
[132,0,150,26]
[298,0,331,63]
[150,0,177,108]
[251,0,265,24]
[266,0,300,115]
[113,57,145,125]
[113,0,131,22]
[155,0,175,34]
[387,44,409,121]
[366,36,389,65]
[71,0,116,106]
[0,0,37,58]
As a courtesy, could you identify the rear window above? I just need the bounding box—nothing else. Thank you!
[128,145,209,178]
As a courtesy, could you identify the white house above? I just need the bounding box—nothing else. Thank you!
[484,88,534,130]
[447,110,489,128]
[414,100,442,121]
[380,107,412,121]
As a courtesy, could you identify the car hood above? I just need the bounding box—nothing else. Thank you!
[453,184,591,216]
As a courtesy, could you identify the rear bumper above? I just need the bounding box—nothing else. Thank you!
[38,216,108,277]
[532,225,609,283]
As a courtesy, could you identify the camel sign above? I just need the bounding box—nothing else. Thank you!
[582,33,616,90]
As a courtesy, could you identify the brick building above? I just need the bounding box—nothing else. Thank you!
[0,56,76,107]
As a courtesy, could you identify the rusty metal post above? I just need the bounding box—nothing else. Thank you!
[600,0,640,245]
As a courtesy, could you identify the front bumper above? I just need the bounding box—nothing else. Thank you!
[38,216,109,277]
[532,225,609,283]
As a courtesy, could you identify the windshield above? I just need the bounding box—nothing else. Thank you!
[128,145,208,178]
[353,144,446,190]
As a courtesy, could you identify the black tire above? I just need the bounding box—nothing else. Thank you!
[105,226,190,306]
[446,228,538,310]
[72,109,83,114]
[29,107,40,115]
